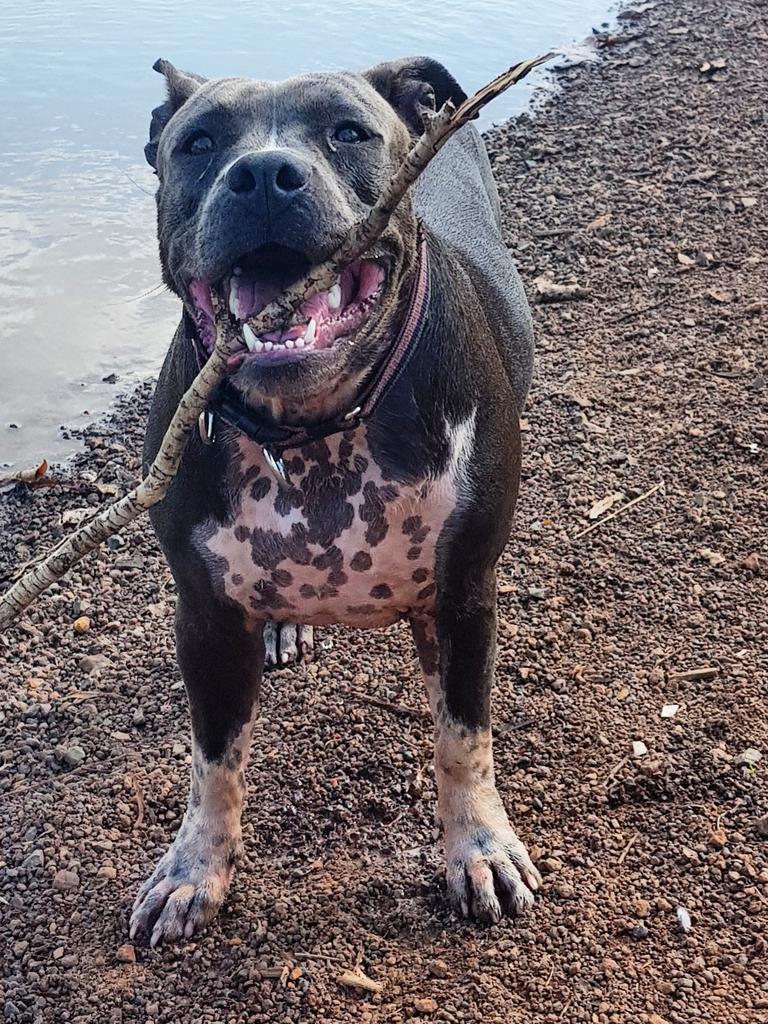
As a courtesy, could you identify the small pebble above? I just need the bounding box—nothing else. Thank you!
[52,869,80,891]
[676,907,692,932]
[116,943,136,964]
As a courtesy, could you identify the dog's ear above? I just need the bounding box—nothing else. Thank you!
[145,58,207,170]
[361,56,467,134]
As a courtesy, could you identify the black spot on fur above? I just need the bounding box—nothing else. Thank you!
[350,551,372,572]
[250,579,292,611]
[412,619,439,677]
[407,546,422,560]
[370,583,393,600]
[359,480,399,546]
[251,477,272,502]
[272,568,293,588]
[417,583,436,601]
[412,567,429,583]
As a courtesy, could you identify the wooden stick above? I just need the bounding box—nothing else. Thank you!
[574,482,663,539]
[617,831,639,866]
[0,53,554,631]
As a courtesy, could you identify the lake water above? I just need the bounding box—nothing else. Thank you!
[0,0,608,469]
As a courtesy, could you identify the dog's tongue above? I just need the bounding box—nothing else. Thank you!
[231,272,283,322]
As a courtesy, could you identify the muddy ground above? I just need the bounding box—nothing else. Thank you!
[1,0,766,1021]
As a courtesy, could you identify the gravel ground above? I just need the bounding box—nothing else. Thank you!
[1,1,767,1021]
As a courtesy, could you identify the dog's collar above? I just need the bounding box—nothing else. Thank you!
[195,231,430,479]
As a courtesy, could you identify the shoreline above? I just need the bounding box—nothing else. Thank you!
[2,2,767,1023]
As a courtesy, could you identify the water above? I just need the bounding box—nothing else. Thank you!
[0,0,608,469]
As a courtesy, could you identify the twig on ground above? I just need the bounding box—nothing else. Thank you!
[346,691,431,722]
[574,481,663,538]
[613,298,670,324]
[605,756,629,785]
[617,831,639,865]
[0,52,554,633]
[668,665,718,682]
[130,773,146,831]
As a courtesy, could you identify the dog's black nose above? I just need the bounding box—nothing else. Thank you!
[226,151,311,197]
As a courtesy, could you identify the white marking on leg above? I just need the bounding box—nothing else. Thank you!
[431,713,541,922]
[130,713,257,946]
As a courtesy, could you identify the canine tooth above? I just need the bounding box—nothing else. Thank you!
[327,283,341,310]
[305,318,317,344]
[229,279,240,318]
[243,323,258,351]
[285,339,295,349]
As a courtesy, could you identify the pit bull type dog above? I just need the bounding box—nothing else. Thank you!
[131,56,539,946]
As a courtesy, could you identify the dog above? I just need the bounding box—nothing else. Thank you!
[131,55,539,946]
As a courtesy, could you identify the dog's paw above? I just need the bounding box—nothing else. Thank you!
[263,621,314,669]
[129,830,239,947]
[445,823,540,924]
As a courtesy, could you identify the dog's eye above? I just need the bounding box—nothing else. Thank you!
[183,130,215,156]
[332,122,370,144]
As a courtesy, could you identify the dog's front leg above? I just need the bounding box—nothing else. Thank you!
[130,599,263,946]
[411,572,540,923]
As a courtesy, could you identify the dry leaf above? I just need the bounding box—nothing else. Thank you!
[739,196,757,209]
[742,552,760,571]
[587,212,611,232]
[337,970,384,994]
[534,273,590,303]
[699,547,725,566]
[62,508,93,526]
[676,252,695,266]
[0,459,50,494]
[618,3,656,18]
[587,492,624,520]
[706,288,734,304]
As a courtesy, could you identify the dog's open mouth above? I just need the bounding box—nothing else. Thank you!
[189,245,388,368]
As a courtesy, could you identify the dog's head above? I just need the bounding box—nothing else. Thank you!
[146,58,465,412]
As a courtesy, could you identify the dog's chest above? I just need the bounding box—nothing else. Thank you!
[195,417,474,628]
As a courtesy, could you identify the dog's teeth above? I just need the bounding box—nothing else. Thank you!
[243,323,258,351]
[229,279,240,318]
[327,284,341,310]
[285,339,295,349]
[295,337,305,348]
[264,341,273,352]
[254,339,264,352]
[305,318,317,344]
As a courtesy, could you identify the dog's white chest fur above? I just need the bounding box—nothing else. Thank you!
[195,412,476,628]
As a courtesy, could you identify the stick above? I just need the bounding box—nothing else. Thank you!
[617,832,639,866]
[0,53,554,631]
[574,482,663,539]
